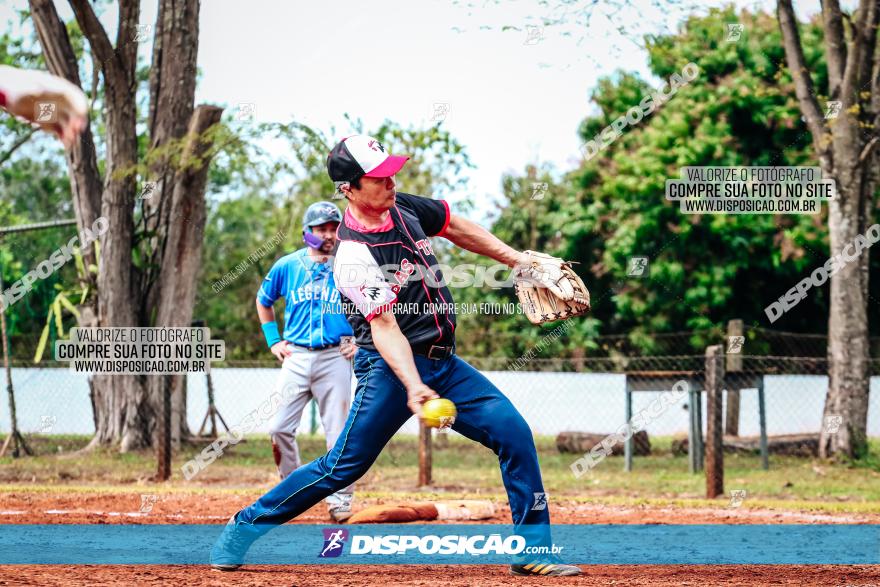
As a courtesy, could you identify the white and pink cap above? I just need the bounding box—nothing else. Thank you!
[327,134,409,182]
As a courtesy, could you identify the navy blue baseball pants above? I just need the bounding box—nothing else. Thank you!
[236,348,551,545]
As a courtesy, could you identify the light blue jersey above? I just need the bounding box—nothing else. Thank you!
[257,248,353,347]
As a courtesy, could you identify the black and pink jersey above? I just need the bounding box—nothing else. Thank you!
[333,192,457,350]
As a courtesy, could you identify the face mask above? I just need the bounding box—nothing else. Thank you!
[303,230,324,249]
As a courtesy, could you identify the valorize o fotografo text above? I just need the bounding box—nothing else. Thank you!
[54,327,225,374]
[666,167,835,215]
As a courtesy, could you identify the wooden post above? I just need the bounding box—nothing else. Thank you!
[624,380,633,472]
[418,421,432,487]
[725,319,743,436]
[156,376,172,480]
[705,345,724,498]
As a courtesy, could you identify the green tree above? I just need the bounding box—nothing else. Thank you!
[473,8,876,364]
[567,8,831,338]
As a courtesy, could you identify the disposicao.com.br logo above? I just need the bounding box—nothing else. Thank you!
[352,534,526,555]
[319,530,562,556]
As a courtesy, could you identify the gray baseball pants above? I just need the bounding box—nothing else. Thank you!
[268,344,355,510]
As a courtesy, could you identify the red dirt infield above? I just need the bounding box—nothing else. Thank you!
[1,492,877,586]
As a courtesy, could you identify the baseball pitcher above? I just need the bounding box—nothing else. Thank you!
[213,135,585,576]
[256,201,357,523]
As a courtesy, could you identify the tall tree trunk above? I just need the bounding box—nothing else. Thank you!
[817,0,878,460]
[67,0,143,451]
[150,105,222,449]
[822,166,872,459]
[778,0,879,460]
[31,0,217,452]
[144,0,204,446]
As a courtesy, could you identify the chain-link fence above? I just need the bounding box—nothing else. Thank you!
[2,327,879,460]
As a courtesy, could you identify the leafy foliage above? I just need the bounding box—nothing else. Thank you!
[4,7,878,363]
[471,7,880,358]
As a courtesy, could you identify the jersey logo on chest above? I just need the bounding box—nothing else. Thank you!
[391,258,416,294]
[415,238,433,256]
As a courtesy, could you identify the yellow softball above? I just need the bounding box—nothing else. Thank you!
[421,398,457,429]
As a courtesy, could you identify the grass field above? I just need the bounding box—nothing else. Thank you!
[3,433,880,512]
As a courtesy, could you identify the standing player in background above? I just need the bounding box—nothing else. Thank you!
[257,202,357,523]
[212,135,581,577]
[0,65,87,147]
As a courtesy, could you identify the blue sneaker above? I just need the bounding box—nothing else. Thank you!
[210,513,262,571]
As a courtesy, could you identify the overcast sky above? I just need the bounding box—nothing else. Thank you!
[4,0,831,221]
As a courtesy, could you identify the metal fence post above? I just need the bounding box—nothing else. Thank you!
[624,378,633,472]
[694,388,704,470]
[725,319,742,436]
[688,384,706,474]
[758,379,769,470]
[196,368,230,439]
[688,386,698,474]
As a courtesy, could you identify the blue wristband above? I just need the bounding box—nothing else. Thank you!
[261,322,282,349]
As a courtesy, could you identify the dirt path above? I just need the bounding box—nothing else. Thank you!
[2,564,878,587]
[2,491,877,586]
[2,491,879,525]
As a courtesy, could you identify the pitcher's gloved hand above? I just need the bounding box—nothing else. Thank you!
[513,250,591,325]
